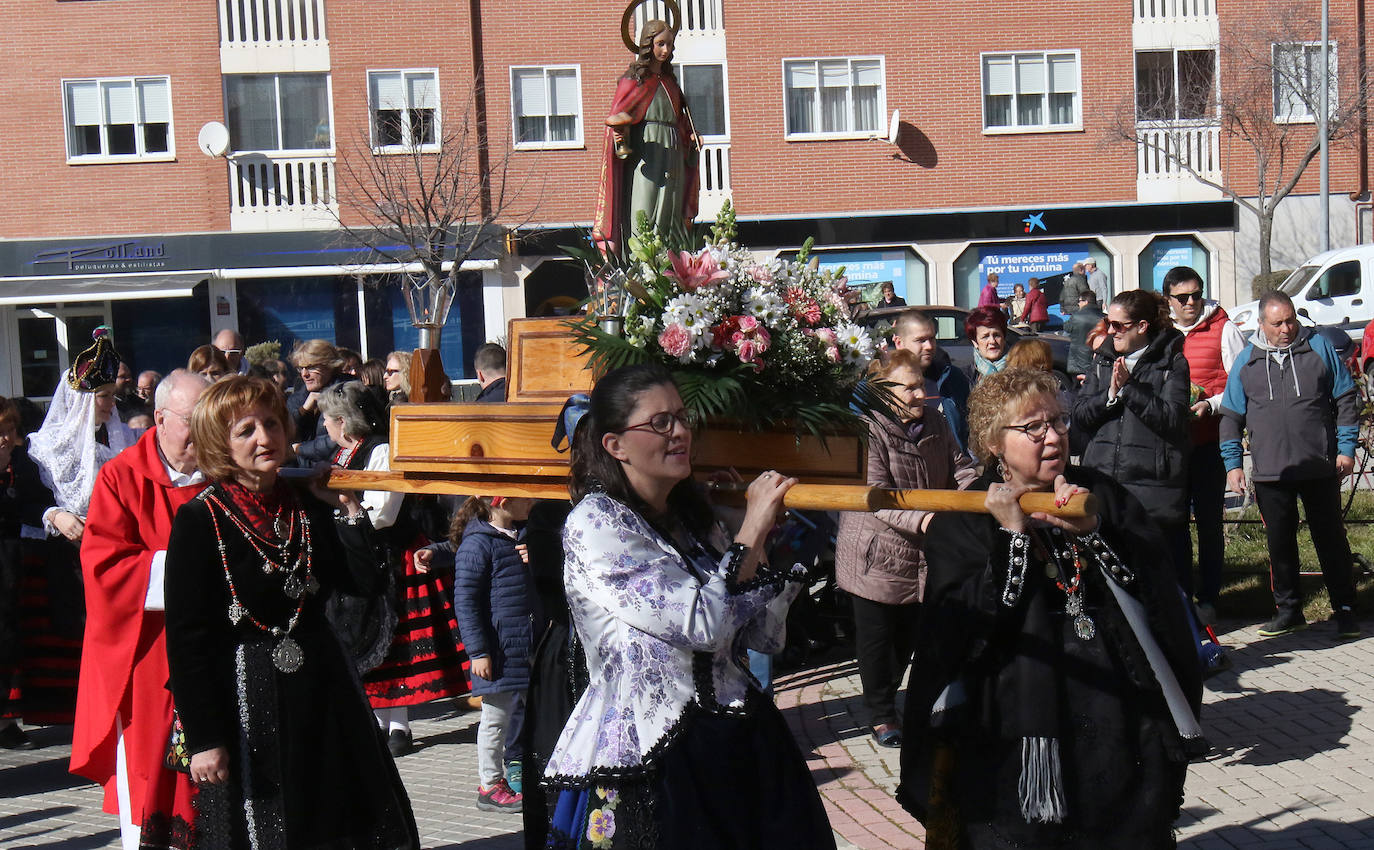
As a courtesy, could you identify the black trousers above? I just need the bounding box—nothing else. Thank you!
[1186,441,1228,605]
[850,594,920,728]
[1254,476,1357,616]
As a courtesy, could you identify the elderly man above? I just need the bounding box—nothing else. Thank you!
[1059,262,1089,315]
[212,327,248,375]
[71,370,211,850]
[135,370,162,404]
[1084,258,1110,305]
[891,309,971,449]
[1220,291,1359,639]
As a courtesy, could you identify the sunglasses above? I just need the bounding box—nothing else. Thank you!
[1105,319,1143,334]
[384,368,401,375]
[1169,291,1204,304]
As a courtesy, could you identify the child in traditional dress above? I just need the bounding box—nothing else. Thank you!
[420,495,537,812]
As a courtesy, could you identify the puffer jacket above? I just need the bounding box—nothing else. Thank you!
[431,516,540,696]
[1073,327,1191,525]
[835,409,976,605]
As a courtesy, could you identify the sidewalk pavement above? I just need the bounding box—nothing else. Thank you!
[5,620,1374,849]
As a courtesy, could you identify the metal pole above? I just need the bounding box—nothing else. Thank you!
[1322,0,1332,252]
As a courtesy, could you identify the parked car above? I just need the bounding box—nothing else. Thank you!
[856,304,1072,386]
[1231,245,1374,341]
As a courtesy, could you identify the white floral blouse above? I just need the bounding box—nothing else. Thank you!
[543,491,804,784]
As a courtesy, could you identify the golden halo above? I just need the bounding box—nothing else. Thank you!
[621,0,681,53]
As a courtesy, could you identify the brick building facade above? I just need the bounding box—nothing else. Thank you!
[0,0,1368,397]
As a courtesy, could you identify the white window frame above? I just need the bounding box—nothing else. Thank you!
[222,73,335,154]
[980,50,1082,135]
[1273,41,1338,124]
[62,76,175,164]
[367,69,441,153]
[510,65,584,150]
[1133,48,1219,124]
[678,62,731,142]
[782,56,887,141]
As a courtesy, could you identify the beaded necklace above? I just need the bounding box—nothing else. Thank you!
[204,491,318,673]
[1033,527,1096,641]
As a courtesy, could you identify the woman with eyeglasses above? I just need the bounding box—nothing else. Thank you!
[287,339,351,465]
[1071,289,1192,592]
[543,363,835,849]
[898,368,1203,848]
[383,351,412,407]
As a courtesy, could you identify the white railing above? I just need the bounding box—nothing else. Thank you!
[696,141,732,219]
[636,0,725,39]
[219,0,326,47]
[1135,0,1213,22]
[1136,122,1220,181]
[229,152,337,230]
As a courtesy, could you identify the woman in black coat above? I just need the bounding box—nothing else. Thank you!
[164,377,417,850]
[1072,289,1192,594]
[898,368,1204,849]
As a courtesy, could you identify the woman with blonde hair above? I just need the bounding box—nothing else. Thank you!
[287,339,349,464]
[164,376,418,849]
[899,368,1203,848]
[384,350,412,407]
[836,349,975,749]
[1005,338,1054,373]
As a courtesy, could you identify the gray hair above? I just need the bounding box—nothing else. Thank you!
[154,369,211,412]
[317,380,379,440]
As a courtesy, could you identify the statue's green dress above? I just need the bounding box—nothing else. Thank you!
[624,83,686,236]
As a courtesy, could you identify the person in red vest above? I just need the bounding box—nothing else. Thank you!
[1166,266,1246,623]
[71,370,210,850]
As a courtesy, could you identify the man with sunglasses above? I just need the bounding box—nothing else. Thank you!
[1165,266,1246,624]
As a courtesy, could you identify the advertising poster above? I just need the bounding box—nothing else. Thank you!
[1148,239,1197,292]
[813,250,909,305]
[977,242,1093,323]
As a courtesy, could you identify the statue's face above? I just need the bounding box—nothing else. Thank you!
[651,29,674,65]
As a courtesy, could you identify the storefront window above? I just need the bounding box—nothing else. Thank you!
[806,248,929,306]
[112,286,210,375]
[955,241,1107,325]
[1137,236,1209,294]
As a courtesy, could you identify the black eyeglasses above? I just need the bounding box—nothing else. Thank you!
[1169,291,1204,304]
[1002,414,1071,442]
[620,409,701,436]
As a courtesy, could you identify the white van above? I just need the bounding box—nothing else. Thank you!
[1230,245,1374,338]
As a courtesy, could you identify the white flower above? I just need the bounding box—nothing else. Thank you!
[664,293,716,341]
[744,288,786,326]
[836,322,875,364]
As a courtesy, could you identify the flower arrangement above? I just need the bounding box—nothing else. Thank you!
[570,203,893,437]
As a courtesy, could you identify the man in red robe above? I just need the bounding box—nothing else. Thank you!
[72,370,210,850]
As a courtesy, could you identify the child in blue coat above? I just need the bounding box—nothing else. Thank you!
[420,495,538,812]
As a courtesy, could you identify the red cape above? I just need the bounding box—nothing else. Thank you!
[72,427,203,838]
[593,72,700,249]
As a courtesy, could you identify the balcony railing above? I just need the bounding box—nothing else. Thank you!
[1135,0,1214,21]
[635,0,724,39]
[229,152,337,230]
[696,141,732,220]
[1136,122,1223,200]
[218,0,329,72]
[1134,0,1217,48]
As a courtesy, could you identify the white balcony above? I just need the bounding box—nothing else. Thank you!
[634,0,724,40]
[1134,0,1218,49]
[228,152,338,231]
[1136,121,1225,201]
[696,141,732,221]
[219,0,330,73]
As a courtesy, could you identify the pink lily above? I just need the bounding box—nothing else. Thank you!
[666,248,730,292]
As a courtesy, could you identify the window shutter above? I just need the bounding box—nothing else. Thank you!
[373,73,405,111]
[852,60,882,88]
[1016,55,1046,94]
[1049,55,1077,93]
[514,69,547,116]
[820,60,849,88]
[104,81,136,124]
[985,57,1014,96]
[68,82,101,125]
[786,62,817,91]
[408,73,438,110]
[138,78,170,123]
[549,69,578,115]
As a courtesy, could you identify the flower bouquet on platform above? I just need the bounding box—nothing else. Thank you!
[568,203,896,439]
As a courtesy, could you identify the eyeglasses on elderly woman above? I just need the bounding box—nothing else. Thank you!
[1001,413,1071,442]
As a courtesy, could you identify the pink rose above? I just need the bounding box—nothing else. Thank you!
[749,265,773,284]
[658,323,692,359]
[737,338,759,363]
[815,328,838,345]
[825,345,842,363]
[737,315,759,333]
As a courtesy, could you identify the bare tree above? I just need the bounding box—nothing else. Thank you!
[1107,5,1368,280]
[332,86,536,396]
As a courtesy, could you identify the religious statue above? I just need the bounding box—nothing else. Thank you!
[593,5,701,249]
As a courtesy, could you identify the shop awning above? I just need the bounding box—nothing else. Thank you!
[0,271,209,306]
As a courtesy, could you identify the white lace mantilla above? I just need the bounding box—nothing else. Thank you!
[544,492,801,782]
[27,381,135,517]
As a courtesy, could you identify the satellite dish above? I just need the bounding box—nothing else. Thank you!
[197,121,230,158]
[887,110,901,145]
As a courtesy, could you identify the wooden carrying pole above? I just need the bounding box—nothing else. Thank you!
[326,470,1097,518]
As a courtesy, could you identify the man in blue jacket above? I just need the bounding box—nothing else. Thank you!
[1220,291,1360,639]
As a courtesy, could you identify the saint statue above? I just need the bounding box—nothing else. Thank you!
[593,18,700,248]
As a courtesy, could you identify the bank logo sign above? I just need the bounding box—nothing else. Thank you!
[33,241,169,273]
